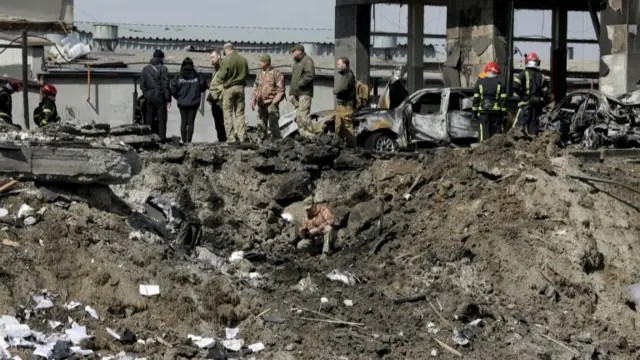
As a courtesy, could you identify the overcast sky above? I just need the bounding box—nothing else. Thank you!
[72,0,599,60]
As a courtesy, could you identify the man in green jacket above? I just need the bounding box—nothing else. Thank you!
[217,43,249,143]
[333,57,356,146]
[289,44,315,138]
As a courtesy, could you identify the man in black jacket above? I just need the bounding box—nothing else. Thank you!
[171,57,207,143]
[140,49,171,141]
[0,80,21,125]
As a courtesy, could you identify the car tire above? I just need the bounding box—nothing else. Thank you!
[364,132,399,152]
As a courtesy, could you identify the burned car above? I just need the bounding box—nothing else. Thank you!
[541,90,640,149]
[279,67,479,152]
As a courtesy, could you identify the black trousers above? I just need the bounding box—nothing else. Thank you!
[145,101,168,140]
[211,102,226,143]
[478,112,503,142]
[516,106,541,136]
[179,104,199,143]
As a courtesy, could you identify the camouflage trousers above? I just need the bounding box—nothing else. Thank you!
[257,102,281,139]
[292,95,314,138]
[335,104,355,146]
[222,85,246,142]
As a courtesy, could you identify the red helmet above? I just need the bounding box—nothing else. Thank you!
[525,52,541,68]
[483,61,500,75]
[41,84,57,97]
[7,80,22,91]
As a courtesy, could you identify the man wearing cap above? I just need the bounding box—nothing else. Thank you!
[140,49,171,141]
[298,198,336,259]
[250,54,285,140]
[217,43,249,143]
[289,44,316,138]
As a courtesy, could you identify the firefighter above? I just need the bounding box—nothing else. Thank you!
[512,52,550,135]
[34,84,60,127]
[472,61,507,142]
[0,80,22,125]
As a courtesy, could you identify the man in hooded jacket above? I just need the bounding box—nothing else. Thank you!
[171,57,207,143]
[140,49,171,141]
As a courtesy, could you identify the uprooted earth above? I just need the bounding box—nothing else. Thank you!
[0,122,640,360]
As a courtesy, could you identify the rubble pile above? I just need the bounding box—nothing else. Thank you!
[0,130,638,359]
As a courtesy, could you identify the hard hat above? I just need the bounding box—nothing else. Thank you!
[7,80,22,91]
[483,62,500,75]
[525,52,541,69]
[41,84,57,97]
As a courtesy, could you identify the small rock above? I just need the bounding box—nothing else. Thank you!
[177,345,198,358]
[285,343,295,351]
[571,332,592,344]
[297,239,312,250]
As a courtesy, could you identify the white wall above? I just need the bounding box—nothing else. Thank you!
[33,75,384,142]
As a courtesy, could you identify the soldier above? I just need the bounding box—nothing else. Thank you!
[0,80,21,125]
[512,52,550,135]
[333,56,356,146]
[217,43,249,143]
[207,50,226,142]
[250,54,285,140]
[289,44,315,138]
[472,61,507,142]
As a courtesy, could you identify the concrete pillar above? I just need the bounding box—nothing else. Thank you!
[407,2,424,93]
[334,3,371,88]
[551,6,568,102]
[599,0,640,96]
[444,0,509,88]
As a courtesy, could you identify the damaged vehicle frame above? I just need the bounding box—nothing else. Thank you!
[541,89,640,149]
[279,67,480,152]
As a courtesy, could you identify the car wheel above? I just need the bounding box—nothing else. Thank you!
[365,132,399,152]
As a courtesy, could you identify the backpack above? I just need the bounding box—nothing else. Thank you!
[355,80,369,110]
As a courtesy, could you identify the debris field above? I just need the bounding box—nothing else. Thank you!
[0,128,639,359]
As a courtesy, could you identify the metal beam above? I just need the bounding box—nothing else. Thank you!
[370,31,598,44]
[586,0,601,38]
[506,0,516,96]
[21,30,29,130]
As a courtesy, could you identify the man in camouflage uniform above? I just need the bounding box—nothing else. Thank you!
[289,44,315,138]
[207,50,226,142]
[218,43,249,143]
[250,54,284,140]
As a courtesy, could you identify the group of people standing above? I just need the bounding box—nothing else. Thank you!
[472,52,551,142]
[139,43,358,145]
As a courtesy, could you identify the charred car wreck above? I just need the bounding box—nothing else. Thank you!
[541,89,640,149]
[279,67,480,152]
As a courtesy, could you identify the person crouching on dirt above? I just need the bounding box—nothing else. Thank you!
[472,61,507,142]
[0,80,22,125]
[297,202,336,259]
[512,52,550,135]
[34,84,60,127]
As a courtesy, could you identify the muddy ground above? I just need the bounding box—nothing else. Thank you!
[1,130,640,359]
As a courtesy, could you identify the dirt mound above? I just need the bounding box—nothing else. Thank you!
[1,131,639,359]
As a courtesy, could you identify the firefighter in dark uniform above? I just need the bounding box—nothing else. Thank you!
[0,80,22,125]
[512,52,550,135]
[34,84,60,127]
[472,61,507,142]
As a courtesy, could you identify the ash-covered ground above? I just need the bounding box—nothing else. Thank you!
[0,130,639,359]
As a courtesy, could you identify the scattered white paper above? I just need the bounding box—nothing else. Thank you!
[403,193,411,200]
[229,251,244,262]
[47,320,62,330]
[248,342,265,353]
[225,327,239,340]
[326,269,358,286]
[222,339,244,352]
[33,343,54,358]
[139,285,160,297]
[320,297,329,304]
[65,324,91,344]
[85,305,99,320]
[64,301,82,310]
[17,204,34,218]
[71,346,94,356]
[105,327,121,340]
[187,334,215,349]
[343,299,354,307]
[33,295,54,309]
[431,349,439,356]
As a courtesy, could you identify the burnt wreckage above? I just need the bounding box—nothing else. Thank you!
[541,90,640,149]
